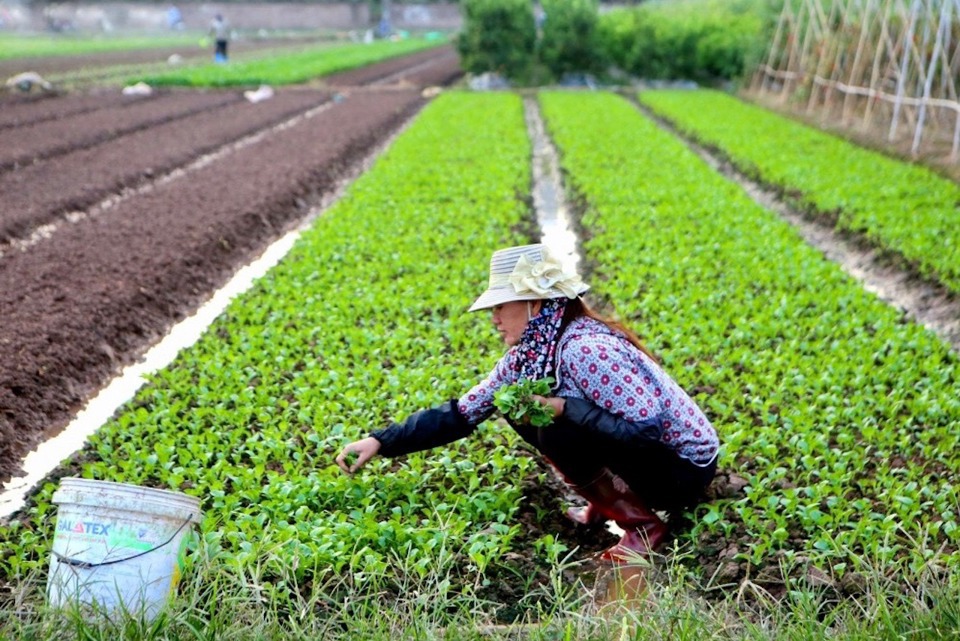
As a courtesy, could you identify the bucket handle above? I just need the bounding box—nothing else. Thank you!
[52,514,194,569]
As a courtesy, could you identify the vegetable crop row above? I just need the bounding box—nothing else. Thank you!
[0,33,201,60]
[638,89,960,295]
[136,38,444,87]
[0,92,536,596]
[539,91,960,579]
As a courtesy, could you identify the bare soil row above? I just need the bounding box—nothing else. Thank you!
[1,90,238,173]
[0,47,456,483]
[323,44,460,87]
[0,89,328,242]
[0,91,153,131]
[378,47,463,88]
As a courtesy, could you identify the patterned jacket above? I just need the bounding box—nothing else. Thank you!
[372,316,719,466]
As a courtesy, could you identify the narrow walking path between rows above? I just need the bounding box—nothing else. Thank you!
[522,95,658,611]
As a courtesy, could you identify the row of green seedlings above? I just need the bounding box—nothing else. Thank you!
[0,93,546,605]
[0,33,201,60]
[639,90,960,296]
[539,91,960,583]
[137,38,444,87]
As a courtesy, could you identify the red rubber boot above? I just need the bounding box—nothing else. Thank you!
[572,469,668,564]
[542,458,607,527]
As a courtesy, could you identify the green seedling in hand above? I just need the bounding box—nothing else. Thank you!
[494,377,555,427]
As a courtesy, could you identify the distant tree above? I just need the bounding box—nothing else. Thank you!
[456,0,535,80]
[538,0,608,79]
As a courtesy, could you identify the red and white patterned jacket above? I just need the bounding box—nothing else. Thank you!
[458,316,719,466]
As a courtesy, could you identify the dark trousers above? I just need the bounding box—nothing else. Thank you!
[510,418,716,514]
[215,40,228,59]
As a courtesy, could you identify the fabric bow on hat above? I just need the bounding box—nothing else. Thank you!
[467,243,590,312]
[508,254,586,298]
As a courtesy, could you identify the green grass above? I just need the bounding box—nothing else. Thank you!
[4,540,960,639]
[0,34,203,60]
[132,38,446,87]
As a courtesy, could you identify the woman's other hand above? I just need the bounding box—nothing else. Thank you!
[531,395,565,419]
[336,437,381,474]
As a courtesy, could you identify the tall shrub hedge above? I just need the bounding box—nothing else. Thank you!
[455,0,775,84]
[456,0,535,80]
[538,0,608,78]
[599,0,774,82]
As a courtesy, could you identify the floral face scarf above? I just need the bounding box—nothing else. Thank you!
[512,297,567,384]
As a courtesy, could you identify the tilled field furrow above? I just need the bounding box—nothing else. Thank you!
[0,90,329,243]
[0,90,238,173]
[0,49,192,81]
[0,91,152,131]
[0,88,424,483]
[399,51,463,88]
[324,44,455,86]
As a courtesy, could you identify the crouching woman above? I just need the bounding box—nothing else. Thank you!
[336,244,719,563]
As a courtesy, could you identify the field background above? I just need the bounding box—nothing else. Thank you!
[0,1,463,34]
[1,1,959,638]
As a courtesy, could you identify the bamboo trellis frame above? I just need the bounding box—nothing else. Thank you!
[749,0,960,161]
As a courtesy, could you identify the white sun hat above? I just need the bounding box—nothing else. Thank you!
[468,244,589,312]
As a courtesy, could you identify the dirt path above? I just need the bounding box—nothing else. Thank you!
[0,88,425,484]
[322,44,458,87]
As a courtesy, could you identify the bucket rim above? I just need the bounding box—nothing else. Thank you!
[52,478,203,524]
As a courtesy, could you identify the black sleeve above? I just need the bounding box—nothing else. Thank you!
[560,396,662,445]
[369,400,476,458]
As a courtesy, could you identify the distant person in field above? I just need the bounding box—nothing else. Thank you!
[209,13,230,63]
[336,244,719,564]
[167,5,184,31]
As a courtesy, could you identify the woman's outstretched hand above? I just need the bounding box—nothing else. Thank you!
[336,437,381,474]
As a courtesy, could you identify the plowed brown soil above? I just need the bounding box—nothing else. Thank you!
[0,91,150,130]
[0,46,467,484]
[0,89,328,241]
[0,90,238,172]
[385,48,463,88]
[324,44,459,86]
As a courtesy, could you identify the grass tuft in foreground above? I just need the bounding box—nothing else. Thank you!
[3,543,959,639]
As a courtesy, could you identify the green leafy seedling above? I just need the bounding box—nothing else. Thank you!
[494,377,555,427]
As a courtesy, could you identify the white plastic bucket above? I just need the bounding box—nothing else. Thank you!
[47,478,202,619]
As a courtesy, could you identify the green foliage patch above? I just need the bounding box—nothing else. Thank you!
[640,89,960,295]
[0,33,201,60]
[599,0,773,82]
[456,0,536,81]
[0,93,535,597]
[539,91,960,580]
[538,0,608,79]
[133,38,442,87]
[493,378,555,427]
